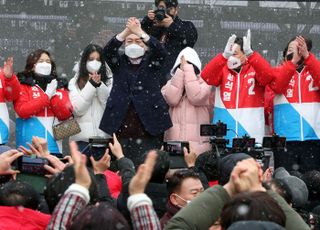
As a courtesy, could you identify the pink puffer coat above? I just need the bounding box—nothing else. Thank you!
[161,47,214,155]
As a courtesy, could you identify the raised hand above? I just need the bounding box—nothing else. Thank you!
[126,17,144,36]
[183,146,197,168]
[0,150,23,176]
[147,10,155,20]
[45,79,57,99]
[296,36,309,59]
[90,149,111,174]
[70,141,91,189]
[129,150,157,195]
[109,133,124,160]
[223,34,237,59]
[243,29,253,56]
[180,55,188,71]
[3,57,14,78]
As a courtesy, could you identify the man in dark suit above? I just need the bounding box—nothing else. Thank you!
[100,17,172,166]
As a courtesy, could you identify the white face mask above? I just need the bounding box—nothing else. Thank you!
[174,193,191,208]
[125,44,145,59]
[86,60,102,73]
[227,56,242,70]
[34,62,52,76]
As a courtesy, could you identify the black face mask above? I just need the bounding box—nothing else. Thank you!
[286,53,293,61]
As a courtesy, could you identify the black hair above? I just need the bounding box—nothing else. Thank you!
[44,165,100,213]
[166,168,200,195]
[0,181,40,210]
[22,49,57,78]
[282,36,312,58]
[142,150,170,184]
[195,150,219,181]
[77,44,109,89]
[220,191,286,229]
[70,202,130,230]
[234,37,244,52]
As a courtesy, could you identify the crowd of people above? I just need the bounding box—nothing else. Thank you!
[0,0,320,229]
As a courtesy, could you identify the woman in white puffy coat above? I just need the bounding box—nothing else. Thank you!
[68,44,113,153]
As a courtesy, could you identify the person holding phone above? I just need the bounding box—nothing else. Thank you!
[68,44,113,155]
[161,47,213,155]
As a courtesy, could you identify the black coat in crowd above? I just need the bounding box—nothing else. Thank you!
[141,15,198,80]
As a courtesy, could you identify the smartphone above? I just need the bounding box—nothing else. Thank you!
[163,141,189,156]
[17,155,48,176]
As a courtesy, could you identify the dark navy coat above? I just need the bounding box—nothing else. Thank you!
[99,36,172,136]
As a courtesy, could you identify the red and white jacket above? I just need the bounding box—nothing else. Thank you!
[268,53,320,141]
[201,52,275,146]
[0,69,20,144]
[14,73,72,153]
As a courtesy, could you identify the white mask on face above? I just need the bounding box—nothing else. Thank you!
[86,60,102,73]
[174,193,191,208]
[34,62,52,76]
[227,56,242,70]
[125,44,145,59]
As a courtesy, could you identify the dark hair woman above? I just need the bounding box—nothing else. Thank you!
[68,44,113,155]
[14,49,73,154]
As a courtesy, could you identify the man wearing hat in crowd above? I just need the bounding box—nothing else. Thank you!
[141,0,198,81]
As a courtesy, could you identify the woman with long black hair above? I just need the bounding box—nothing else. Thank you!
[68,44,113,153]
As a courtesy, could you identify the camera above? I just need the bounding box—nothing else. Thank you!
[163,141,189,156]
[232,135,255,152]
[164,141,189,169]
[262,135,286,150]
[154,6,167,22]
[80,137,114,167]
[200,122,227,137]
[16,155,49,176]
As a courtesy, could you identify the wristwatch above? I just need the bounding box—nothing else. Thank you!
[140,33,148,40]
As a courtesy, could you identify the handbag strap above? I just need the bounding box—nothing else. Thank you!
[52,110,75,126]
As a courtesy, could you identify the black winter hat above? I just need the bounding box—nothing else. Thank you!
[155,0,178,7]
[219,153,252,185]
[273,167,309,208]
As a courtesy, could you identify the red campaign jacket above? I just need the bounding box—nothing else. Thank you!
[14,78,73,153]
[14,84,72,120]
[267,53,320,141]
[0,69,20,103]
[0,206,51,230]
[200,52,275,145]
[0,69,20,144]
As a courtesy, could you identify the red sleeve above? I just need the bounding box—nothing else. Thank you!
[247,52,275,86]
[247,52,296,94]
[268,61,297,94]
[50,88,73,121]
[201,53,226,86]
[304,53,320,88]
[14,85,50,119]
[3,74,21,101]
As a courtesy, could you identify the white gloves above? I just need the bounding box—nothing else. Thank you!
[243,29,253,56]
[223,34,237,59]
[45,79,57,99]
